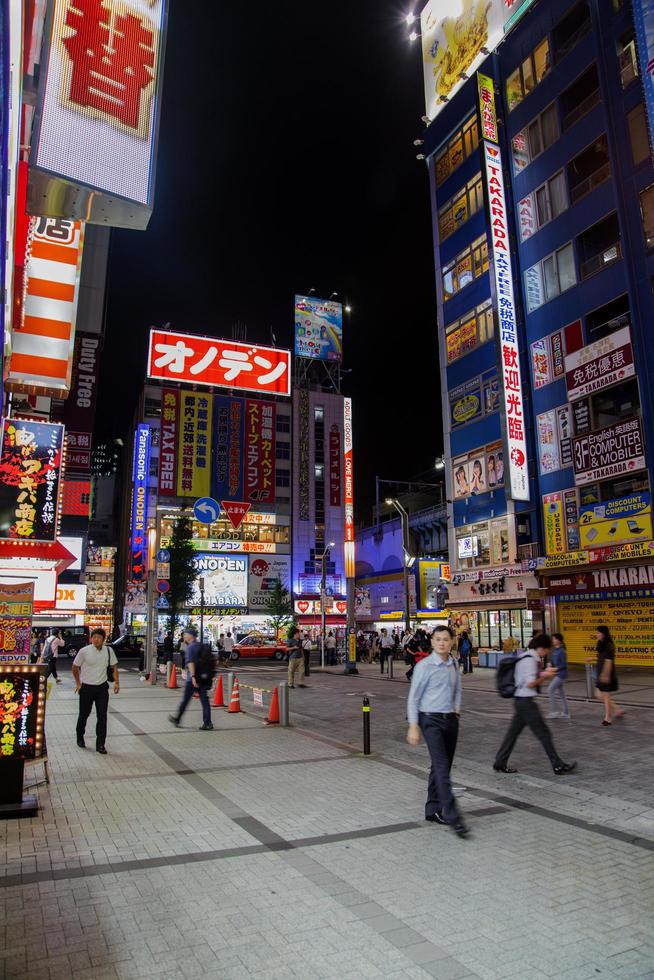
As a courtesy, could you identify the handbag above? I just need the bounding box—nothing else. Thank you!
[106,648,115,683]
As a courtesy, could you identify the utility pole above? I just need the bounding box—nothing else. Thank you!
[386,497,413,633]
[199,577,205,644]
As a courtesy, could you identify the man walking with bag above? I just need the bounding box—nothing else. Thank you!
[72,628,119,754]
[169,626,215,730]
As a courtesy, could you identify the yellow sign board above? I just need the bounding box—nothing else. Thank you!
[542,551,589,569]
[543,493,565,555]
[558,598,654,668]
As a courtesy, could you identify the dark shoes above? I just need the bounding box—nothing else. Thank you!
[298,684,307,688]
[96,746,107,755]
[199,723,214,730]
[425,811,448,825]
[77,738,85,748]
[493,764,518,774]
[553,761,577,775]
[168,715,180,727]
[452,820,470,838]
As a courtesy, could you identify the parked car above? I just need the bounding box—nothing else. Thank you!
[228,634,289,661]
[108,634,145,659]
[44,626,90,659]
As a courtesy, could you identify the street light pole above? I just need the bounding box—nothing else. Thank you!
[387,498,412,634]
[199,578,205,645]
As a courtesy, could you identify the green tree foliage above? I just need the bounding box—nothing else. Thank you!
[167,517,196,636]
[263,576,295,640]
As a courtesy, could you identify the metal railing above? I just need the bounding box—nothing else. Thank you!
[579,240,622,280]
[562,87,601,131]
[569,161,611,205]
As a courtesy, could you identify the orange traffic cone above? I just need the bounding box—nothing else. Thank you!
[213,675,225,708]
[264,687,280,726]
[167,664,178,689]
[228,677,241,713]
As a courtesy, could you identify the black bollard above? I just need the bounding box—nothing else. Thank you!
[363,696,371,755]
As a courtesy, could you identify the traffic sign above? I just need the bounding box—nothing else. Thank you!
[157,580,171,594]
[221,500,251,530]
[156,562,170,579]
[156,596,170,609]
[193,496,220,524]
[157,549,170,563]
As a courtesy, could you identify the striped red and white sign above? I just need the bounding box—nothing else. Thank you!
[7,217,84,395]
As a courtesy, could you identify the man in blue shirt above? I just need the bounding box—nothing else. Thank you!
[407,625,468,837]
[169,626,213,730]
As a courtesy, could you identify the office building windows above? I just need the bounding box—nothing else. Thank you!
[445,299,494,363]
[552,2,591,63]
[438,173,484,241]
[524,242,576,312]
[506,38,550,111]
[276,442,291,460]
[276,471,290,488]
[640,185,654,249]
[512,104,559,175]
[567,135,610,205]
[617,33,638,89]
[435,115,479,187]
[442,235,489,300]
[628,105,650,166]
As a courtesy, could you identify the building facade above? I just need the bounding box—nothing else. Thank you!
[420,0,654,665]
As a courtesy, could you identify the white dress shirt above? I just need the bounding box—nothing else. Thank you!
[73,644,118,686]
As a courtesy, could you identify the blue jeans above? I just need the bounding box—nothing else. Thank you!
[548,675,570,718]
[175,679,211,726]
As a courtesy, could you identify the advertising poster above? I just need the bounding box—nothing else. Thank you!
[245,400,275,504]
[486,441,504,488]
[344,398,355,579]
[524,263,544,312]
[421,0,505,122]
[564,489,581,551]
[558,598,654,667]
[557,404,573,468]
[446,318,477,363]
[158,388,179,497]
[329,425,341,506]
[450,377,482,427]
[0,419,64,541]
[355,588,372,618]
[212,395,244,502]
[248,555,291,610]
[418,560,449,610]
[0,666,47,758]
[579,493,652,549]
[298,390,310,521]
[543,493,565,556]
[0,582,34,664]
[176,391,212,498]
[148,329,291,396]
[129,423,150,581]
[518,193,536,242]
[294,296,343,362]
[531,338,552,389]
[632,0,654,157]
[537,410,560,475]
[573,417,646,486]
[191,553,248,608]
[453,456,470,498]
[565,326,635,401]
[124,580,147,613]
[469,453,487,494]
[63,332,100,472]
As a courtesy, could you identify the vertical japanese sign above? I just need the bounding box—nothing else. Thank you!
[477,74,497,142]
[63,332,100,473]
[212,395,243,502]
[245,400,276,504]
[481,101,529,501]
[633,0,654,154]
[158,388,178,497]
[0,666,47,758]
[329,425,341,507]
[129,423,150,581]
[543,493,565,556]
[298,389,310,521]
[0,419,64,541]
[31,0,168,207]
[343,398,355,579]
[8,218,84,395]
[0,582,34,664]
[176,392,212,498]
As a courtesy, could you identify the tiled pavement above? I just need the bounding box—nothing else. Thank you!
[1,668,653,980]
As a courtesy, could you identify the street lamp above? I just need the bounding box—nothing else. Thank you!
[318,542,336,669]
[385,498,414,633]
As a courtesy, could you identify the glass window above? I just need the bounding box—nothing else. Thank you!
[276,442,291,460]
[534,39,550,82]
[557,243,576,292]
[435,115,479,187]
[640,184,654,248]
[314,407,324,421]
[522,55,535,94]
[536,185,551,226]
[528,119,543,157]
[549,171,567,218]
[276,471,290,488]
[541,104,559,148]
[506,68,522,111]
[628,105,650,166]
[543,254,559,301]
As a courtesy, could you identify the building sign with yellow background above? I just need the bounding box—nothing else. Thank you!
[579,493,651,550]
[543,493,565,555]
[558,597,654,668]
[176,391,212,498]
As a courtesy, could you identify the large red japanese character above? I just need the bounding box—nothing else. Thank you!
[62,0,157,136]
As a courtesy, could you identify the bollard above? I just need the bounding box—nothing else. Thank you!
[585,662,595,700]
[227,672,235,705]
[278,681,290,727]
[389,654,394,680]
[363,697,371,755]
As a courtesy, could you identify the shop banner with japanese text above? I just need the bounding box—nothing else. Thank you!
[0,582,34,663]
[129,424,150,581]
[245,399,275,504]
[558,598,654,667]
[329,425,341,506]
[212,395,244,502]
[176,391,212,498]
[565,326,635,401]
[633,0,654,157]
[573,417,645,486]
[0,418,64,541]
[158,388,179,497]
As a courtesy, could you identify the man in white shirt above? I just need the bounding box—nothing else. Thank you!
[223,631,234,660]
[72,628,119,754]
[379,629,394,675]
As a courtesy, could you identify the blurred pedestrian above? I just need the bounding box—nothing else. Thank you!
[370,632,380,663]
[458,631,473,674]
[43,628,64,683]
[502,635,518,655]
[493,634,576,776]
[302,632,312,676]
[73,628,119,754]
[406,626,468,838]
[380,628,393,674]
[169,626,214,730]
[287,627,306,689]
[325,630,337,666]
[548,633,570,720]
[594,625,624,726]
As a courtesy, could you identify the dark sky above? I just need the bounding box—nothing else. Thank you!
[96,1,442,519]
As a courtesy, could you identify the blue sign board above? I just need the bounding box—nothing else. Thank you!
[633,0,654,154]
[212,395,244,501]
[156,596,170,610]
[129,424,151,581]
[156,549,170,563]
[193,496,220,524]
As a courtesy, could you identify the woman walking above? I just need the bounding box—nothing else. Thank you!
[548,633,570,719]
[595,625,624,726]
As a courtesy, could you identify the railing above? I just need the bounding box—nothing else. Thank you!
[562,87,601,131]
[554,16,592,64]
[580,240,622,280]
[569,161,611,205]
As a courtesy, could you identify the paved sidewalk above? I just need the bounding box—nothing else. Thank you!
[0,670,653,980]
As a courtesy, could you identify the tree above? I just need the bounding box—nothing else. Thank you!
[263,577,295,640]
[167,517,196,637]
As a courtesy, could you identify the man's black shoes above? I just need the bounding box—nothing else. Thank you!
[168,715,180,727]
[199,723,214,731]
[425,812,447,825]
[77,738,85,748]
[553,761,577,775]
[96,746,107,755]
[493,764,518,773]
[452,821,470,838]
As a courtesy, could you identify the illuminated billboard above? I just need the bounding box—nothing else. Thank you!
[0,419,64,541]
[294,296,343,362]
[129,423,151,581]
[29,0,169,227]
[191,553,248,609]
[0,665,47,758]
[344,398,355,579]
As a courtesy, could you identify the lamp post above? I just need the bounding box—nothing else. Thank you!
[318,542,335,669]
[386,498,413,634]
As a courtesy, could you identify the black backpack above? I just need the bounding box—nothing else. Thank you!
[196,644,216,684]
[496,653,529,699]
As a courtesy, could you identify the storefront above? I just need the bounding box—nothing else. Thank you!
[447,568,542,651]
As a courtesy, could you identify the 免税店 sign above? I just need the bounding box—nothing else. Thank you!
[158,389,179,497]
[565,326,635,401]
[482,139,529,501]
[572,417,645,486]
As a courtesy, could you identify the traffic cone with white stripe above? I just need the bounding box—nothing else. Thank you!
[213,675,225,708]
[264,687,280,726]
[228,677,242,713]
[167,664,178,689]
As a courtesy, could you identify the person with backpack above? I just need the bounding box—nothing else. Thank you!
[548,632,570,720]
[42,629,64,683]
[457,631,473,674]
[494,634,576,776]
[168,626,215,730]
[406,625,468,838]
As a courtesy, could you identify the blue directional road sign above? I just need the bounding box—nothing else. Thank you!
[157,549,170,563]
[156,596,170,610]
[193,496,221,524]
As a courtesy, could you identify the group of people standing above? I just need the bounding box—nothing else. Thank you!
[30,628,64,682]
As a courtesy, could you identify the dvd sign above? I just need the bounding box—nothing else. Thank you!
[572,417,646,486]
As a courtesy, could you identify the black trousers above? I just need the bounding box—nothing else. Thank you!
[494,697,562,770]
[47,658,58,679]
[419,712,461,825]
[304,651,310,676]
[76,683,109,748]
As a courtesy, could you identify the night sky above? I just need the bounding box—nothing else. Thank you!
[96,1,442,518]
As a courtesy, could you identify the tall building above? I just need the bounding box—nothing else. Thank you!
[418,0,654,666]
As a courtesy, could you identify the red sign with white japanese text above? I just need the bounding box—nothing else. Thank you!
[344,399,355,579]
[158,388,179,497]
[0,419,64,541]
[147,329,291,397]
[565,326,635,401]
[483,139,529,502]
[221,501,251,531]
[329,425,341,507]
[245,400,276,504]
